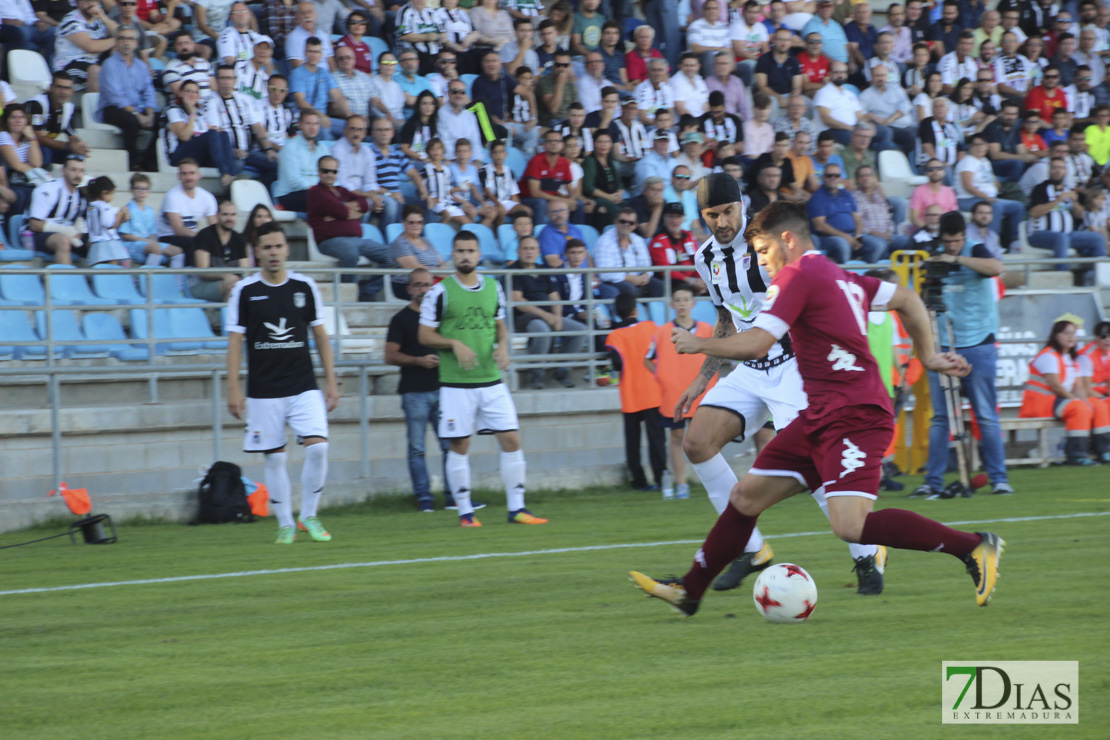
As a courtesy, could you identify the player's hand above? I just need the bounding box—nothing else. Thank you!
[926,351,971,378]
[228,389,245,420]
[454,340,478,370]
[494,344,510,370]
[417,353,439,369]
[671,327,702,355]
[673,377,708,421]
[324,381,340,411]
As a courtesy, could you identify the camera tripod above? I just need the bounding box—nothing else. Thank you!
[927,306,973,499]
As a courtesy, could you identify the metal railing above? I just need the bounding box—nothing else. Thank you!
[0,257,1105,494]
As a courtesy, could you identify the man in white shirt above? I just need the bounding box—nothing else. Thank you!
[235,34,274,108]
[331,115,387,225]
[28,156,86,265]
[729,0,769,86]
[938,30,978,94]
[216,2,254,65]
[157,159,220,256]
[688,0,732,75]
[1064,65,1098,124]
[670,52,710,118]
[286,1,335,71]
[436,82,483,159]
[593,205,662,299]
[815,60,894,150]
[1072,29,1106,86]
[993,31,1035,99]
[578,51,608,115]
[635,58,675,125]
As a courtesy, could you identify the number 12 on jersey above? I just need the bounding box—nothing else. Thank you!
[836,279,868,335]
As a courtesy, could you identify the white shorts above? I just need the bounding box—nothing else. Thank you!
[243,389,328,452]
[439,383,519,438]
[431,202,466,218]
[698,358,807,442]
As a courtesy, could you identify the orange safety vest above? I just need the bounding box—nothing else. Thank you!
[1079,342,1109,395]
[653,320,718,419]
[1020,347,1069,417]
[892,313,922,387]
[606,320,662,413]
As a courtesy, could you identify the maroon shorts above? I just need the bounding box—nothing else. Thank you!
[749,406,895,499]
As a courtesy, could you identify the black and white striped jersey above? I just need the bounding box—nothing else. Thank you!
[693,221,792,362]
[205,92,260,150]
[28,179,86,226]
[1029,181,1075,233]
[613,117,650,160]
[259,102,295,148]
[479,163,519,201]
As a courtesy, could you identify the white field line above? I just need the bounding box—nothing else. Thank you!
[2,511,1107,596]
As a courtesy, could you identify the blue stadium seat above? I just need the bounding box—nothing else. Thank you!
[0,265,44,305]
[82,313,149,361]
[645,301,668,325]
[46,265,117,306]
[34,310,112,358]
[425,222,456,262]
[367,37,388,66]
[0,309,49,358]
[91,264,145,305]
[460,73,478,97]
[505,147,527,180]
[169,307,227,351]
[462,223,502,264]
[137,266,205,304]
[0,218,34,259]
[691,300,718,325]
[385,223,403,243]
[362,223,385,243]
[129,308,203,354]
[7,212,23,250]
[577,224,600,254]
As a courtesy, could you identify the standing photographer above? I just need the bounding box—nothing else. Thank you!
[911,211,1013,499]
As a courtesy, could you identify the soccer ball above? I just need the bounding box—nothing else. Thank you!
[752,563,818,624]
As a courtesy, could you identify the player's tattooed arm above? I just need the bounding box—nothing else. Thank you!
[698,306,735,380]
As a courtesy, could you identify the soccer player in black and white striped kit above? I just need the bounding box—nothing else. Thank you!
[226,223,340,544]
[672,174,888,594]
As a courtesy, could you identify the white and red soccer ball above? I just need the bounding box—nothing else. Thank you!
[752,563,818,624]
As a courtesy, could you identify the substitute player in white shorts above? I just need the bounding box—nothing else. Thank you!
[671,173,887,594]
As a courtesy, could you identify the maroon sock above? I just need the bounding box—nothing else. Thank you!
[683,505,758,600]
[859,509,982,558]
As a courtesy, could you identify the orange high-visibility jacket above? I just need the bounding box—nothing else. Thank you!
[1079,342,1109,395]
[653,320,718,419]
[1020,347,1071,418]
[606,321,662,413]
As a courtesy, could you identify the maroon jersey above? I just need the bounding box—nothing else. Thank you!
[753,251,896,422]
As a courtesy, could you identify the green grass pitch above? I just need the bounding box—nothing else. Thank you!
[1,466,1107,739]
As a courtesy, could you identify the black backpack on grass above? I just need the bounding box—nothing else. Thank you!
[195,461,254,524]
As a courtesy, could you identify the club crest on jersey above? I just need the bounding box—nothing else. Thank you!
[741,254,751,272]
[710,260,724,284]
[293,292,306,308]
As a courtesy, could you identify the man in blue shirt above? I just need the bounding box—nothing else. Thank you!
[539,199,585,267]
[97,28,157,171]
[806,163,883,263]
[472,49,514,137]
[802,0,849,64]
[289,37,348,140]
[395,48,435,120]
[273,109,332,212]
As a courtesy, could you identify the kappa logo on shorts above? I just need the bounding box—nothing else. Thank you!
[251,430,261,444]
[827,344,864,372]
[839,437,866,478]
[446,418,455,431]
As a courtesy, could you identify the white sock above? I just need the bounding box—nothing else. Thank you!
[692,454,738,515]
[168,253,185,269]
[264,452,293,528]
[144,253,163,266]
[744,527,765,553]
[811,486,877,561]
[501,449,526,511]
[299,442,328,519]
[446,451,473,517]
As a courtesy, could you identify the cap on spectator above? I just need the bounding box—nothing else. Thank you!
[816,0,833,5]
[682,132,705,144]
[621,98,638,107]
[654,130,671,140]
[663,202,685,216]
[253,33,274,46]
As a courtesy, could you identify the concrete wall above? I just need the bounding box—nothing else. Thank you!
[0,387,628,534]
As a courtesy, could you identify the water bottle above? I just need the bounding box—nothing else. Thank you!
[20,229,33,251]
[661,470,674,500]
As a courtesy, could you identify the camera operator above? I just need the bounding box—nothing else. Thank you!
[911,211,1013,498]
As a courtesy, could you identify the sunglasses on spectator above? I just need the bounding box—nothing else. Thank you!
[824,173,840,178]
[381,60,397,65]
[925,166,944,171]
[674,174,691,180]
[450,89,466,94]
[349,19,366,24]
[554,62,570,68]
[617,219,636,225]
[319,168,338,174]
[409,282,433,288]
[269,86,288,92]
[406,218,425,224]
[440,58,457,63]
[1045,74,1059,79]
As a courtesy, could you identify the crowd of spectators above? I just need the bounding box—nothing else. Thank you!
[1,0,1109,303]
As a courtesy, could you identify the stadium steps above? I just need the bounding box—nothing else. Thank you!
[73,128,125,151]
[82,148,129,173]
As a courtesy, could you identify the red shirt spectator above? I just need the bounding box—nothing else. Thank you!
[1024,85,1068,121]
[336,34,373,74]
[799,51,830,86]
[626,47,666,83]
[307,183,369,243]
[648,204,701,282]
[521,150,572,198]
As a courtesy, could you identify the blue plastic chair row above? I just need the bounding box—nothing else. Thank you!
[0,265,203,307]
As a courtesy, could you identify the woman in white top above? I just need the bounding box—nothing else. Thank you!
[470,0,514,51]
[435,0,480,73]
[955,134,1026,250]
[162,80,238,179]
[0,104,44,216]
[913,71,944,122]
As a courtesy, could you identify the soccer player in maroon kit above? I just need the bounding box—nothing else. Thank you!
[630,197,1005,615]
